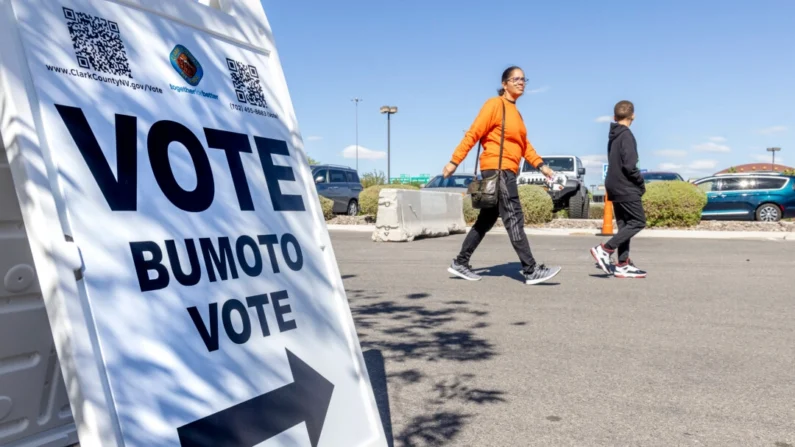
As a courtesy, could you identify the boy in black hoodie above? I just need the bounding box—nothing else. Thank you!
[590,100,648,278]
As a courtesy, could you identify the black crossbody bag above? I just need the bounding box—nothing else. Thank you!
[466,100,506,209]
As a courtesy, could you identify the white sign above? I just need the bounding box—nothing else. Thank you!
[602,162,609,181]
[2,0,387,446]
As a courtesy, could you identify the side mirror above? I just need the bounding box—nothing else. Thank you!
[578,167,586,176]
[315,176,325,184]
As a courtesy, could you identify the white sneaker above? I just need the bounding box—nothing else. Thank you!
[614,260,647,278]
[590,244,613,275]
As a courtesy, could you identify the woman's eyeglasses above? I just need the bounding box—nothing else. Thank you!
[508,77,529,84]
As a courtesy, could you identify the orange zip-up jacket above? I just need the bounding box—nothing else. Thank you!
[450,96,543,174]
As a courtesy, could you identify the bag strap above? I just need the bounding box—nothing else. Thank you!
[494,99,506,189]
[472,98,507,179]
[472,142,482,180]
[497,100,505,172]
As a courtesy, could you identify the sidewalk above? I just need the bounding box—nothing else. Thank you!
[326,224,795,241]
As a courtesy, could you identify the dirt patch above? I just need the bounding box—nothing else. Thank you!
[327,215,376,225]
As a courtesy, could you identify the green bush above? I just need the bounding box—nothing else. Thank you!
[518,185,554,224]
[589,204,605,220]
[642,181,707,228]
[360,170,387,189]
[462,196,480,225]
[358,184,421,216]
[319,195,334,220]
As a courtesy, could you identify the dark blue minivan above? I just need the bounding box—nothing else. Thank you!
[692,173,795,222]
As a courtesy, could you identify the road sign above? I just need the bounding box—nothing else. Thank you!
[602,163,609,181]
[1,1,387,446]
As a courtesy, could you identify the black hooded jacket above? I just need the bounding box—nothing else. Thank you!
[605,122,645,202]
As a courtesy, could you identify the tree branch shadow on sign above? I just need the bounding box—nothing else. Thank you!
[2,9,375,446]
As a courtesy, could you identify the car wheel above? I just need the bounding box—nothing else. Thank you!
[567,190,586,219]
[756,203,781,222]
[347,200,359,216]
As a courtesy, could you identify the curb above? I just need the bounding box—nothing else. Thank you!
[326,224,795,241]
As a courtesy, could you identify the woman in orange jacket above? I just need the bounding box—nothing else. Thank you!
[443,66,562,285]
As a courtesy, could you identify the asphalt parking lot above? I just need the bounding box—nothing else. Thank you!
[332,231,795,447]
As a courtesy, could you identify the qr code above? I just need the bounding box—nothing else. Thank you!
[63,7,132,78]
[226,58,268,109]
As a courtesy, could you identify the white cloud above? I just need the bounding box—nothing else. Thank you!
[654,149,687,158]
[758,125,788,135]
[658,163,683,171]
[341,145,386,160]
[305,135,322,141]
[594,115,613,123]
[688,159,719,170]
[693,141,731,153]
[579,154,607,169]
[527,85,549,94]
[709,136,726,143]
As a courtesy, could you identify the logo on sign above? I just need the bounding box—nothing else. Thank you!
[170,44,203,86]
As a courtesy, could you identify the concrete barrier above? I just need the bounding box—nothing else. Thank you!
[372,189,467,242]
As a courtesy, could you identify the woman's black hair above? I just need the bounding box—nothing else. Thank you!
[498,65,522,96]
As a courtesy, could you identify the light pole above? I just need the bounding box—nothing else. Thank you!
[380,105,397,183]
[352,98,362,171]
[767,147,781,170]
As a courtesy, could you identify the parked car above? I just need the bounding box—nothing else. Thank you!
[422,174,480,194]
[311,164,362,216]
[518,155,590,219]
[641,171,684,182]
[691,173,795,222]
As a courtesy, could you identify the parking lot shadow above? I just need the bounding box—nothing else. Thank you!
[349,290,506,445]
[471,262,560,286]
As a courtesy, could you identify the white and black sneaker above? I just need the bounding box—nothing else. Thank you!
[448,260,482,281]
[590,244,614,275]
[522,264,561,285]
[614,260,647,278]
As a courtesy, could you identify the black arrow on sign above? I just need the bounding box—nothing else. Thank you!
[177,349,334,447]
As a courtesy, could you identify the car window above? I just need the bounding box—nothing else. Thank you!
[329,170,346,183]
[313,169,328,183]
[445,176,471,188]
[425,176,442,188]
[543,158,575,172]
[695,180,716,193]
[346,171,359,183]
[716,178,743,191]
[643,173,680,182]
[755,177,787,190]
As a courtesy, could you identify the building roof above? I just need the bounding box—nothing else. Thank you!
[714,163,794,175]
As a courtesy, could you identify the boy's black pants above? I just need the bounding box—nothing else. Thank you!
[455,170,537,273]
[605,200,646,263]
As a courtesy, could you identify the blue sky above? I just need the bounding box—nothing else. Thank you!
[261,0,795,186]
